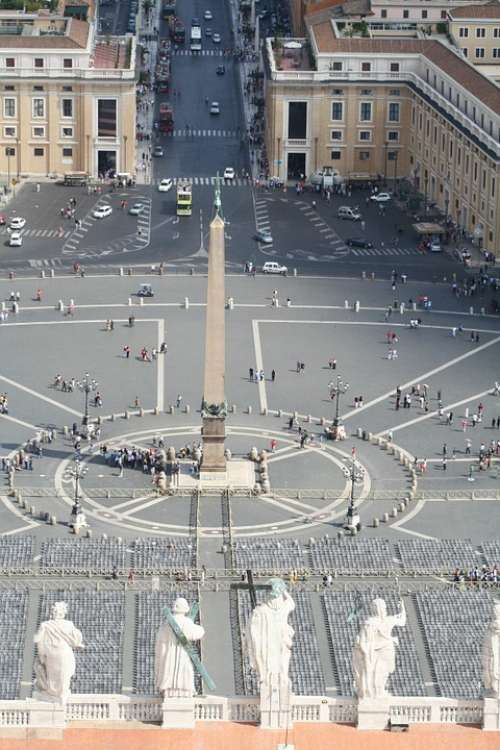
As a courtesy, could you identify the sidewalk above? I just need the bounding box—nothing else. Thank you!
[135,0,162,185]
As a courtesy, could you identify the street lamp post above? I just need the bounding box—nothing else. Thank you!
[329,375,349,439]
[342,448,365,531]
[66,456,88,528]
[77,373,98,428]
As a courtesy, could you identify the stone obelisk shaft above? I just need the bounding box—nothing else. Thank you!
[201,213,226,473]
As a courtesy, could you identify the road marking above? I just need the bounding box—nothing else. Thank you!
[389,499,436,540]
[157,318,165,412]
[0,414,39,431]
[0,495,39,535]
[0,374,83,417]
[252,320,267,412]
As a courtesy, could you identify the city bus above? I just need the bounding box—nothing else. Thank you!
[176,183,192,216]
[190,25,201,52]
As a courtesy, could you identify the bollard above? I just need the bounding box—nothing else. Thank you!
[124,410,130,419]
[383,512,389,523]
[469,306,474,315]
[277,408,282,417]
[169,405,174,414]
[127,268,132,276]
[320,417,326,425]
[391,506,398,518]
[412,301,417,311]
[128,297,132,306]
[140,297,144,306]
[399,502,405,512]
[153,406,160,415]
[12,302,18,314]
[261,407,268,416]
[293,268,297,277]
[86,528,92,538]
[30,505,36,516]
[120,267,124,276]
[481,307,486,316]
[63,425,69,436]
[185,404,190,414]
[371,272,375,280]
[373,517,379,528]
[354,300,360,313]
[139,408,144,417]
[247,405,252,415]
[1,302,4,312]
[184,297,189,309]
[306,415,311,423]
[40,270,45,279]
[50,269,55,278]
[228,297,234,310]
[190,267,194,276]
[399,302,405,315]
[357,427,363,439]
[58,300,64,312]
[8,271,14,280]
[344,299,349,309]
[362,270,366,279]
[337,530,344,538]
[50,515,57,525]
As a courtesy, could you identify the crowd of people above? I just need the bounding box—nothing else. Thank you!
[453,565,500,584]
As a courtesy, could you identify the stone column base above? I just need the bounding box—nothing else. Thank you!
[259,675,293,730]
[483,696,500,731]
[357,697,390,730]
[27,698,66,729]
[161,697,195,729]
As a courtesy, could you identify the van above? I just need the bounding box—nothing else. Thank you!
[338,206,362,221]
[262,261,288,275]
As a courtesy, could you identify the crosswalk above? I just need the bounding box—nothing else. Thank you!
[154,176,252,187]
[172,49,225,57]
[167,129,239,138]
[349,246,418,256]
[0,227,71,239]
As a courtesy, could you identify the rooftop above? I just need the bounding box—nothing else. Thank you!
[0,16,89,47]
[93,37,131,69]
[272,39,314,71]
[448,1,500,18]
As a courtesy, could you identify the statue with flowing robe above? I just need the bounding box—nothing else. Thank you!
[34,601,84,703]
[154,597,205,698]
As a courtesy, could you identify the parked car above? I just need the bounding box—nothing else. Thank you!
[223,167,235,180]
[338,206,362,221]
[158,178,173,192]
[9,216,26,230]
[262,261,287,275]
[205,26,212,36]
[210,101,220,115]
[128,202,144,216]
[92,204,112,219]
[203,9,212,19]
[9,231,22,247]
[346,238,374,249]
[254,230,273,244]
[430,239,442,252]
[153,145,164,157]
[212,32,221,43]
[370,192,392,203]
[216,64,225,75]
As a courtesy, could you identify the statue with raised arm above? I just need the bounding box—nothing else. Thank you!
[483,602,500,696]
[353,598,406,699]
[247,577,295,687]
[154,597,207,698]
[33,601,84,703]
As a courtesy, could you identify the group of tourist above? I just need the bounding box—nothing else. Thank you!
[452,565,500,584]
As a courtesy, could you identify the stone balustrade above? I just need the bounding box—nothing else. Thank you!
[0,694,491,730]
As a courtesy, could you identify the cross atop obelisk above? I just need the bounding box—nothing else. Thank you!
[200,177,227,478]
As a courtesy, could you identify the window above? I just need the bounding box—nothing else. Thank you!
[360,89,372,96]
[389,88,400,95]
[3,98,16,118]
[441,10,446,19]
[387,131,399,141]
[32,98,45,118]
[62,85,73,92]
[361,62,371,72]
[332,89,344,96]
[494,28,500,38]
[97,98,117,138]
[5,147,15,157]
[387,151,398,161]
[474,162,478,181]
[388,102,400,122]
[331,102,343,121]
[3,126,16,138]
[33,85,44,92]
[492,178,496,198]
[4,85,14,91]
[32,126,45,138]
[493,48,500,58]
[331,62,343,71]
[5,58,15,68]
[331,130,343,141]
[62,98,73,118]
[403,10,409,18]
[61,126,73,138]
[476,27,485,38]
[463,48,468,57]
[34,58,44,68]
[359,130,371,141]
[421,10,427,19]
[381,9,387,18]
[62,147,73,158]
[390,63,399,73]
[475,48,485,58]
[359,102,372,122]
[459,28,469,37]
[331,150,341,160]
[33,147,44,157]
[449,140,453,157]
[287,101,307,139]
[358,151,370,161]
[63,58,73,69]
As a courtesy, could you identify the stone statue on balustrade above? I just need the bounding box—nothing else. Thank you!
[33,601,84,703]
[246,577,295,729]
[483,602,500,697]
[154,597,206,698]
[353,597,406,699]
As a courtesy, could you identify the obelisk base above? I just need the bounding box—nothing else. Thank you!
[201,417,226,477]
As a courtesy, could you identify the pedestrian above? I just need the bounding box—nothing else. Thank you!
[465,439,472,454]
[443,443,448,457]
[270,438,277,453]
[442,457,447,471]
[176,394,183,409]
[123,345,130,359]
[271,369,276,382]
[296,360,301,374]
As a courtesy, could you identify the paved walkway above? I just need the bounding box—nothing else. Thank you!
[135,0,162,185]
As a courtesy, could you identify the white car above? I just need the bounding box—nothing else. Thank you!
[9,231,22,247]
[204,9,212,19]
[158,178,173,192]
[262,261,287,275]
[370,192,392,203]
[9,216,26,230]
[212,32,221,43]
[210,101,220,115]
[223,167,235,180]
[92,204,113,219]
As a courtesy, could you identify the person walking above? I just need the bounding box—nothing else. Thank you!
[271,369,276,382]
[249,367,254,381]
[176,394,183,409]
[123,345,131,359]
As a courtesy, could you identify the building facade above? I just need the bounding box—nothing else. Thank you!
[264,24,500,255]
[448,3,500,64]
[0,10,136,182]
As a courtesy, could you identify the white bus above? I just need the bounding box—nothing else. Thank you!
[190,25,201,52]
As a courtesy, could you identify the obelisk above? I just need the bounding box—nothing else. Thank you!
[200,179,227,478]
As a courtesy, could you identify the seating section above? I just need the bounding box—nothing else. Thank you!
[414,590,493,698]
[310,538,395,574]
[322,592,425,697]
[233,539,309,572]
[236,590,325,695]
[480,541,500,569]
[0,536,34,571]
[134,591,201,695]
[0,591,28,699]
[131,538,195,571]
[396,539,477,574]
[39,591,124,694]
[40,539,126,574]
